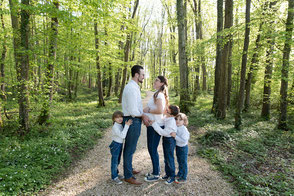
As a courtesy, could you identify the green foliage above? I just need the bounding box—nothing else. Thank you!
[190,95,294,195]
[199,130,230,146]
[0,90,120,195]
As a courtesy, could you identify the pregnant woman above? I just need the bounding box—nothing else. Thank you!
[142,76,169,182]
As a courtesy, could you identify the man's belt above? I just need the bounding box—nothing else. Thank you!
[124,116,142,119]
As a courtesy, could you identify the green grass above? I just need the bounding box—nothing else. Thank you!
[189,95,294,195]
[0,88,121,195]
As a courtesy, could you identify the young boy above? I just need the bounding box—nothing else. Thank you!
[149,105,180,184]
[109,111,132,184]
[171,113,190,184]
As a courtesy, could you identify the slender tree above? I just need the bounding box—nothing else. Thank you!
[216,0,233,119]
[244,22,263,112]
[211,0,223,114]
[38,0,59,124]
[278,0,294,130]
[235,0,251,129]
[9,0,31,133]
[119,0,139,103]
[177,0,190,113]
[94,21,105,107]
[261,30,275,119]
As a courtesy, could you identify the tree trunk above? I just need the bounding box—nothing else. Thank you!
[235,0,251,129]
[68,56,73,100]
[118,0,139,103]
[216,0,233,119]
[177,0,190,113]
[38,0,59,125]
[88,64,92,88]
[74,57,80,99]
[227,39,233,107]
[94,21,105,107]
[199,0,207,92]
[107,64,112,97]
[212,0,223,114]
[114,69,121,96]
[244,22,263,112]
[261,37,274,120]
[278,0,294,130]
[190,0,200,101]
[0,0,7,126]
[9,0,31,133]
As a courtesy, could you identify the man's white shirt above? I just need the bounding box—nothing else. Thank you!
[122,80,143,117]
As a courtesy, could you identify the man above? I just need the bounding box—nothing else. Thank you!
[122,65,145,185]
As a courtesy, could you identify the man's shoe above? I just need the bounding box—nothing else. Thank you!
[132,170,141,175]
[124,177,142,185]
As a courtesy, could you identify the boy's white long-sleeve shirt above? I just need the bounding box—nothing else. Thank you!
[175,125,190,147]
[152,117,177,137]
[111,122,130,143]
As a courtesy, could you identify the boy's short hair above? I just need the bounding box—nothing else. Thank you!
[169,105,180,116]
[112,111,124,122]
[131,65,144,77]
[176,113,189,126]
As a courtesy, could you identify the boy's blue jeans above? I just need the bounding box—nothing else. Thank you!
[147,125,163,175]
[176,145,188,180]
[123,117,142,179]
[109,140,123,179]
[162,136,176,179]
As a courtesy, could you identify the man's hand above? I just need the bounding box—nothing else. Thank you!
[142,114,150,126]
[170,132,176,138]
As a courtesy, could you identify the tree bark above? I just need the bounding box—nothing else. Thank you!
[235,0,251,129]
[38,0,59,124]
[118,0,139,103]
[261,36,274,120]
[94,21,105,107]
[9,0,31,133]
[244,22,263,112]
[107,64,112,97]
[0,0,7,126]
[216,0,233,119]
[212,0,223,114]
[278,0,294,130]
[177,0,190,113]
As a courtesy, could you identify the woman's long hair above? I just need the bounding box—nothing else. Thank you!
[153,76,169,109]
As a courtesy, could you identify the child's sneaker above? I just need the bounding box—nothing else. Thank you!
[161,175,169,180]
[145,172,152,177]
[144,174,161,182]
[165,177,175,185]
[118,174,124,180]
[113,177,122,184]
[175,177,187,184]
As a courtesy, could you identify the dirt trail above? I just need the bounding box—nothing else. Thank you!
[43,91,235,195]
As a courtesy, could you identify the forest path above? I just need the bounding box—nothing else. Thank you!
[43,91,235,196]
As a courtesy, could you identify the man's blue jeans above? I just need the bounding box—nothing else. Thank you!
[162,136,176,179]
[176,145,188,180]
[109,140,123,179]
[123,117,142,179]
[147,125,163,175]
